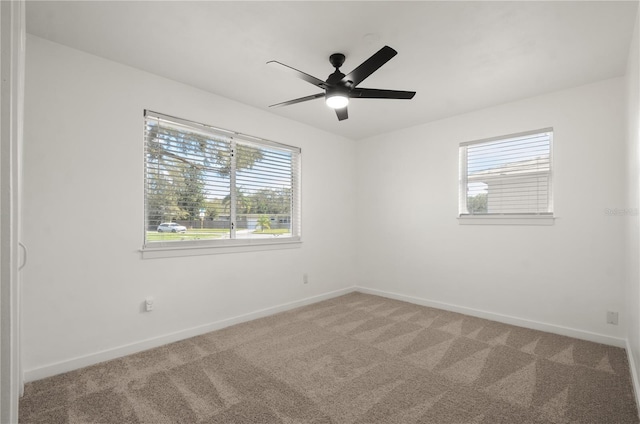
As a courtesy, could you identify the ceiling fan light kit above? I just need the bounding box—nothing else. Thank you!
[268,45,416,121]
[326,95,349,109]
[325,88,349,109]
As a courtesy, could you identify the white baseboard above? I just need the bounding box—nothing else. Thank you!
[626,340,640,419]
[355,286,627,348]
[23,286,357,383]
[24,285,629,383]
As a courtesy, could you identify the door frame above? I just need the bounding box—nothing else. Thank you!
[0,0,25,422]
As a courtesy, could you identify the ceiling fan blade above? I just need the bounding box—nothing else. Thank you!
[351,88,416,99]
[267,60,327,89]
[269,93,325,108]
[335,107,348,121]
[342,46,397,87]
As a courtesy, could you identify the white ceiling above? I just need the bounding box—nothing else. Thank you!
[26,1,638,140]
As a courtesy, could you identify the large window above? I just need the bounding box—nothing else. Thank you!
[459,128,553,219]
[144,111,301,249]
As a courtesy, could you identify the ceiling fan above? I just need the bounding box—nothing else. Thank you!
[267,45,416,121]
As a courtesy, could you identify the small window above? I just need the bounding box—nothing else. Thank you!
[459,129,553,219]
[144,111,301,250]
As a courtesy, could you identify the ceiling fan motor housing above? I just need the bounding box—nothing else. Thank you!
[327,70,347,86]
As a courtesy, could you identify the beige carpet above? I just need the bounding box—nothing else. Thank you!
[19,292,640,423]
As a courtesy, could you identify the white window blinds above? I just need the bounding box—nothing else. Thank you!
[144,111,301,247]
[460,129,553,216]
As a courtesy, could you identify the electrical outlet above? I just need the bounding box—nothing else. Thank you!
[145,297,154,312]
[303,273,309,284]
[607,311,618,325]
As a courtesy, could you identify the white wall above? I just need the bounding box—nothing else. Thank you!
[625,6,640,403]
[356,77,628,344]
[21,30,637,383]
[21,35,357,380]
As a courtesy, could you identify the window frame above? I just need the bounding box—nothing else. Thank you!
[458,128,554,226]
[141,110,302,258]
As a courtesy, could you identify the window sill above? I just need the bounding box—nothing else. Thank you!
[140,238,302,259]
[458,215,555,226]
